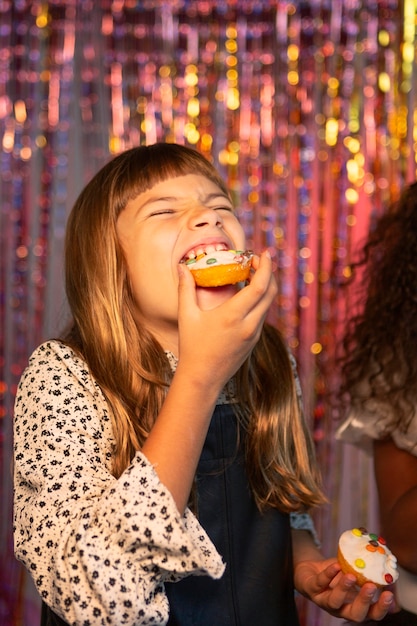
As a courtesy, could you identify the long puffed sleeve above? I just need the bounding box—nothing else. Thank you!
[13,341,224,626]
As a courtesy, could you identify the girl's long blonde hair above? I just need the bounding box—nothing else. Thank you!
[64,143,325,513]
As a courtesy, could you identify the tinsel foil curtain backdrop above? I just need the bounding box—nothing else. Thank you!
[1,1,416,624]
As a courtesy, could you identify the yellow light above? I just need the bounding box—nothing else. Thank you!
[354,152,365,166]
[226,87,240,110]
[185,72,198,87]
[325,118,338,146]
[273,162,285,175]
[328,77,339,90]
[14,100,27,123]
[218,149,229,165]
[201,133,213,149]
[225,39,238,54]
[141,119,153,132]
[343,136,361,153]
[348,119,360,133]
[346,159,359,182]
[187,97,200,118]
[186,127,200,144]
[159,65,171,78]
[287,44,299,61]
[287,70,299,86]
[109,136,121,154]
[378,30,390,46]
[311,343,323,355]
[226,26,237,39]
[403,41,415,63]
[36,6,49,28]
[345,188,359,204]
[378,72,391,93]
[403,0,415,42]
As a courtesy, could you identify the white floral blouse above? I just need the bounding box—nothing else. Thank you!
[13,340,317,625]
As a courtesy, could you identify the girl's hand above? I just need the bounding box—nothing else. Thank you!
[294,557,397,622]
[142,250,277,513]
[176,250,277,392]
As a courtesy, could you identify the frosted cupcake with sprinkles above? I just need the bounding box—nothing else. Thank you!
[338,527,399,588]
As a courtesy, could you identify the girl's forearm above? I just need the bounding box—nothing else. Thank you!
[291,529,324,568]
[379,486,417,573]
[374,438,417,574]
[141,366,222,515]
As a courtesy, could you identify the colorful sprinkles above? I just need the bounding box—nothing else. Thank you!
[351,527,394,584]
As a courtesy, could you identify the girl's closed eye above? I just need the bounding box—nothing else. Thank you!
[213,205,234,212]
[149,206,232,216]
[149,208,175,216]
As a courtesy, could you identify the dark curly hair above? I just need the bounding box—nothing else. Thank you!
[339,181,417,433]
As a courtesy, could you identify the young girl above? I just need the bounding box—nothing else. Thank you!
[14,143,395,625]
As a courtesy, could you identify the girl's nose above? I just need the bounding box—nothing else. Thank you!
[189,206,223,229]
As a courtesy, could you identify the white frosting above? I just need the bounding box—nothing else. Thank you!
[339,528,399,585]
[185,249,251,270]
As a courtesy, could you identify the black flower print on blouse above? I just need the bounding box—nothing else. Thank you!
[13,341,224,626]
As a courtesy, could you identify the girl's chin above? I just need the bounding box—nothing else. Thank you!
[196,284,238,309]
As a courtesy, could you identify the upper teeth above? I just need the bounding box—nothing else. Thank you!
[184,243,228,261]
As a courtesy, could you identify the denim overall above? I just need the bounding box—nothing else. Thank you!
[165,403,299,626]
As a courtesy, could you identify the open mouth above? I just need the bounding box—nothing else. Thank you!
[181,242,229,262]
